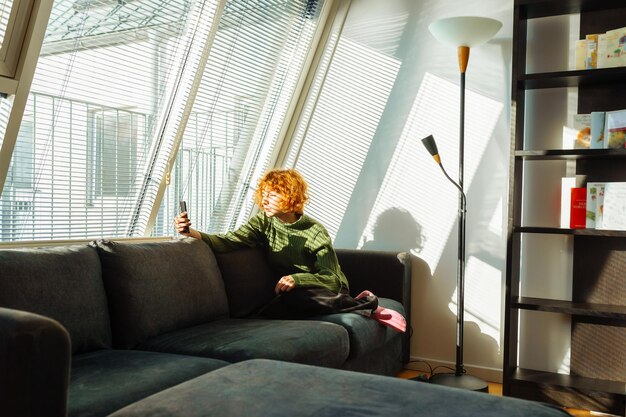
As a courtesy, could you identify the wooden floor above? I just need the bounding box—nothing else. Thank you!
[396,369,593,416]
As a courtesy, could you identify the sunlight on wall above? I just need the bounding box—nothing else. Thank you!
[359,71,504,345]
[559,346,571,374]
[519,310,572,372]
[360,72,503,264]
[488,197,503,235]
[448,256,501,348]
[294,37,401,237]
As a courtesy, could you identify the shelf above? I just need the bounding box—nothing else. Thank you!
[515,227,626,237]
[513,297,626,319]
[515,148,626,160]
[517,0,626,20]
[507,1,626,413]
[510,368,626,396]
[517,67,626,90]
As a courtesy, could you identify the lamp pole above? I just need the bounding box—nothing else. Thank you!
[456,45,468,378]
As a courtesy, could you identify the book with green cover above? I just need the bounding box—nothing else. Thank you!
[586,182,605,228]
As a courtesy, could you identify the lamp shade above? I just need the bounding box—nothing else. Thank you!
[429,16,501,47]
[421,135,439,157]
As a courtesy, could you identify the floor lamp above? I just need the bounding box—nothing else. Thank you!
[421,16,501,391]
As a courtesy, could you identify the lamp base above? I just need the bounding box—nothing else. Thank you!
[428,373,488,392]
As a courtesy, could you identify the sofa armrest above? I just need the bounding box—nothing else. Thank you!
[335,249,412,362]
[0,307,71,417]
[336,249,411,307]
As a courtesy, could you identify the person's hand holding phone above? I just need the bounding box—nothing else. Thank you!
[175,201,192,236]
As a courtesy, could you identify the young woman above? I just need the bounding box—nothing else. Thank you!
[174,168,405,332]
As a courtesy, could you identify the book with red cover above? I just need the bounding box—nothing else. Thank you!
[570,187,587,229]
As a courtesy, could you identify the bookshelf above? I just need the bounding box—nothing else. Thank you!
[504,1,626,415]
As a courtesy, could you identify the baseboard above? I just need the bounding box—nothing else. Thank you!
[406,356,503,384]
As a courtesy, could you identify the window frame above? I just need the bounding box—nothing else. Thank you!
[0,0,52,204]
[0,0,34,80]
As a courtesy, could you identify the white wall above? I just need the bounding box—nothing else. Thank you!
[329,0,514,381]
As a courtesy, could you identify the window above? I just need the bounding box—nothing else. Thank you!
[157,0,327,236]
[0,0,328,242]
[0,0,218,241]
[87,109,145,201]
[284,15,401,241]
[7,117,33,188]
[0,117,33,241]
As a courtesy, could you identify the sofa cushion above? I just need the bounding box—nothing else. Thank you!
[69,349,228,417]
[215,248,277,317]
[137,317,350,368]
[95,238,229,349]
[311,297,405,360]
[0,245,111,354]
[108,358,571,417]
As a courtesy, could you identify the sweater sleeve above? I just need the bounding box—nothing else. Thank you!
[290,228,349,293]
[200,213,266,253]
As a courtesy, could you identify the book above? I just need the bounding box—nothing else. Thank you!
[597,34,608,68]
[561,175,586,228]
[603,27,626,68]
[598,182,626,231]
[586,34,600,69]
[605,109,626,149]
[586,182,605,228]
[570,187,587,229]
[573,114,591,149]
[575,39,587,70]
[590,111,606,149]
[597,183,605,229]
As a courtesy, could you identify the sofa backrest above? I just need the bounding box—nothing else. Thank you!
[0,245,112,354]
[214,248,277,318]
[94,238,229,349]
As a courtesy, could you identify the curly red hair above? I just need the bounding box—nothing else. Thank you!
[254,169,309,214]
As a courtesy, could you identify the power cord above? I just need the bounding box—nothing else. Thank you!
[404,360,465,382]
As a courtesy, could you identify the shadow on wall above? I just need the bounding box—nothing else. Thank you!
[361,207,424,253]
[361,207,500,370]
[414,241,501,375]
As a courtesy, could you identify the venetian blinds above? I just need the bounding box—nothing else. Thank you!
[0,0,221,241]
[284,19,402,242]
[0,0,326,242]
[156,0,325,236]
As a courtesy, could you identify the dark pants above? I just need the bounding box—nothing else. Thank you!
[258,287,378,319]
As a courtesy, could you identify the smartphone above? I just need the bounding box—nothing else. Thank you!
[179,201,190,233]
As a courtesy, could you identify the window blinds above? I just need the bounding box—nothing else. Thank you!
[156,0,324,236]
[285,33,401,240]
[0,0,221,241]
[0,0,325,242]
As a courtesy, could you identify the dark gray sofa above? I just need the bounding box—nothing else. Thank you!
[0,238,411,417]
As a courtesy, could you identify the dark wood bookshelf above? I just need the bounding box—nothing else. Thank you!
[505,1,626,414]
[515,148,626,160]
[514,227,626,237]
[518,0,626,19]
[514,297,626,319]
[518,67,626,90]
[510,368,626,396]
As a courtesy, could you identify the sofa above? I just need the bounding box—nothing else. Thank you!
[0,237,411,417]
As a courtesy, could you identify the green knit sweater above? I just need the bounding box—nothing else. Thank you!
[199,212,349,293]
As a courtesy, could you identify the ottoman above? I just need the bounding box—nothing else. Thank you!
[108,359,571,417]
